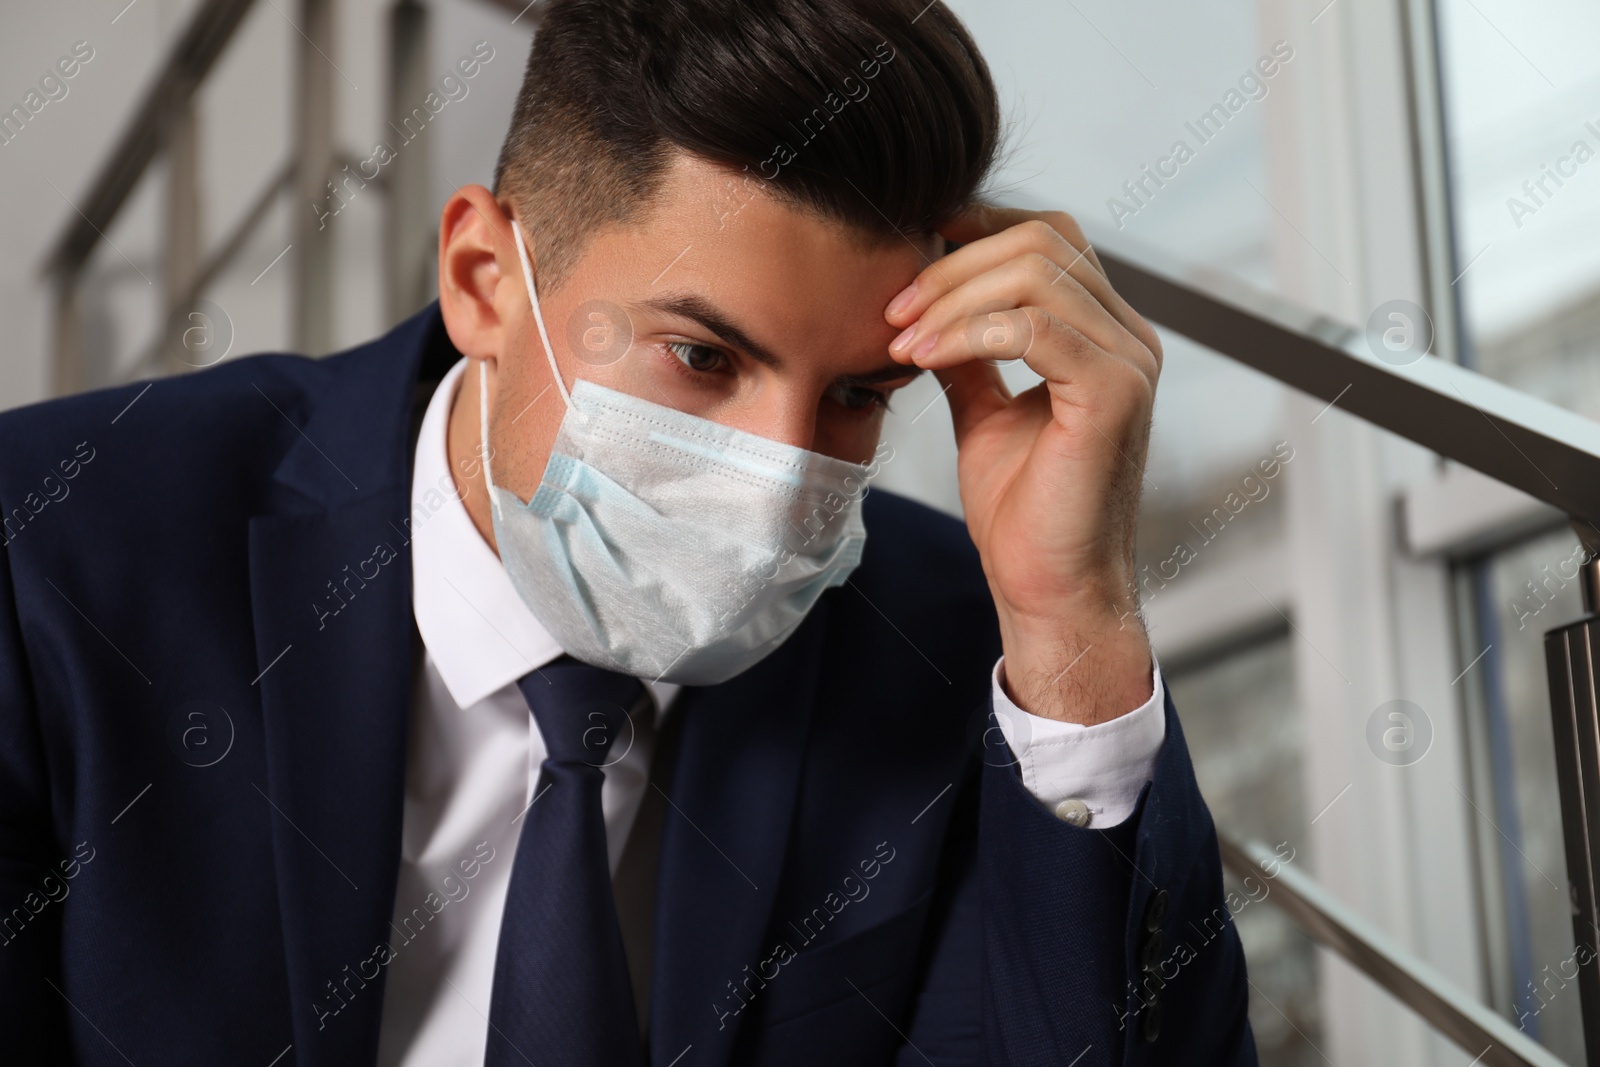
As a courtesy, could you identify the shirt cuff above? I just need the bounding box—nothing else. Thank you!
[989,657,1166,828]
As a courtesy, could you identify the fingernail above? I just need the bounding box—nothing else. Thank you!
[887,281,918,317]
[912,331,940,361]
[890,325,917,353]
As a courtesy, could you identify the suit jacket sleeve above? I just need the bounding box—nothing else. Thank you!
[898,689,1257,1066]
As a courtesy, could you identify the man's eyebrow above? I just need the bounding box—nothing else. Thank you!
[638,292,926,387]
[640,294,782,368]
[835,364,926,387]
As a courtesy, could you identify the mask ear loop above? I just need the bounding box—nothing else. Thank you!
[511,220,580,421]
[484,220,581,523]
[479,359,501,521]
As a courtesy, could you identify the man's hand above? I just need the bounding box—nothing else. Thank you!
[885,206,1159,724]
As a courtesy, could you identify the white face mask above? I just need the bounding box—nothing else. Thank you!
[477,220,871,684]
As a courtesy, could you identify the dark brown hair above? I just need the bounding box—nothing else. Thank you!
[493,0,1000,288]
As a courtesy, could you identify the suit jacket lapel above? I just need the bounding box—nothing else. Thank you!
[246,312,438,1063]
[249,496,415,1064]
[649,600,831,1067]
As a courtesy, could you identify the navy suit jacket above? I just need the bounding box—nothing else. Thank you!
[0,307,1255,1065]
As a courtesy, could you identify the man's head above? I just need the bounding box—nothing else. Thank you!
[437,0,1000,546]
[492,0,999,291]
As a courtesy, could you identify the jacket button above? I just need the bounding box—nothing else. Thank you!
[1140,928,1166,971]
[1143,887,1169,932]
[1053,798,1092,827]
[1141,996,1163,1043]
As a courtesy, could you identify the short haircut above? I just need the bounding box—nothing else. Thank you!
[493,0,1001,290]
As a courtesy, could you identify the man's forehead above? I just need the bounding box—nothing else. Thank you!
[559,154,935,370]
[633,151,941,268]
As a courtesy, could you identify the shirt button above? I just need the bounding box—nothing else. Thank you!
[1054,798,1093,827]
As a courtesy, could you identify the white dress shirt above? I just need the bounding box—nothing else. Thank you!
[376,357,1167,1064]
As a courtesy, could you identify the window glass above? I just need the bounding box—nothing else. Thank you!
[1434,0,1600,416]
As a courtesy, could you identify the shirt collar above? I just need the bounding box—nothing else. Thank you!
[410,358,682,715]
[411,357,562,710]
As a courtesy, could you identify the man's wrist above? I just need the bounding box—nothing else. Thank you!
[988,656,1167,827]
[997,606,1153,725]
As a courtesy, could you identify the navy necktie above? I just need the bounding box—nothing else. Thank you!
[485,656,649,1067]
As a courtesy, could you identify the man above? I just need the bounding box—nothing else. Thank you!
[0,0,1254,1063]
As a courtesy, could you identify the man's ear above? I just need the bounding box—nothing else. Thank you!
[437,185,522,362]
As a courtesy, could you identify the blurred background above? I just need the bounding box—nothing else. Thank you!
[4,1,1600,1063]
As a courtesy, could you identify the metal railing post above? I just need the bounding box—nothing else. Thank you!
[1545,526,1600,1067]
[163,98,202,374]
[292,0,335,355]
[37,0,260,392]
[385,0,433,324]
[51,274,83,398]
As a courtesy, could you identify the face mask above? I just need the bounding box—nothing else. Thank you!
[477,220,871,685]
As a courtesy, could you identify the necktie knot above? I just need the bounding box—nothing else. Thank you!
[517,656,646,767]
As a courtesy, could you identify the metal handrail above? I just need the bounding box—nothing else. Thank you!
[39,0,546,387]
[1104,235,1600,1063]
[37,0,544,284]
[39,0,260,281]
[1221,835,1566,1067]
[129,157,297,377]
[1094,243,1600,531]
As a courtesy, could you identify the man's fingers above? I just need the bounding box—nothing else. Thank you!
[896,253,1133,367]
[914,222,1103,315]
[917,309,1155,419]
[899,214,1155,359]
[937,205,1101,271]
[933,361,1011,447]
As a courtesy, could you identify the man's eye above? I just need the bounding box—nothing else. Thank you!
[666,341,726,373]
[828,382,891,413]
